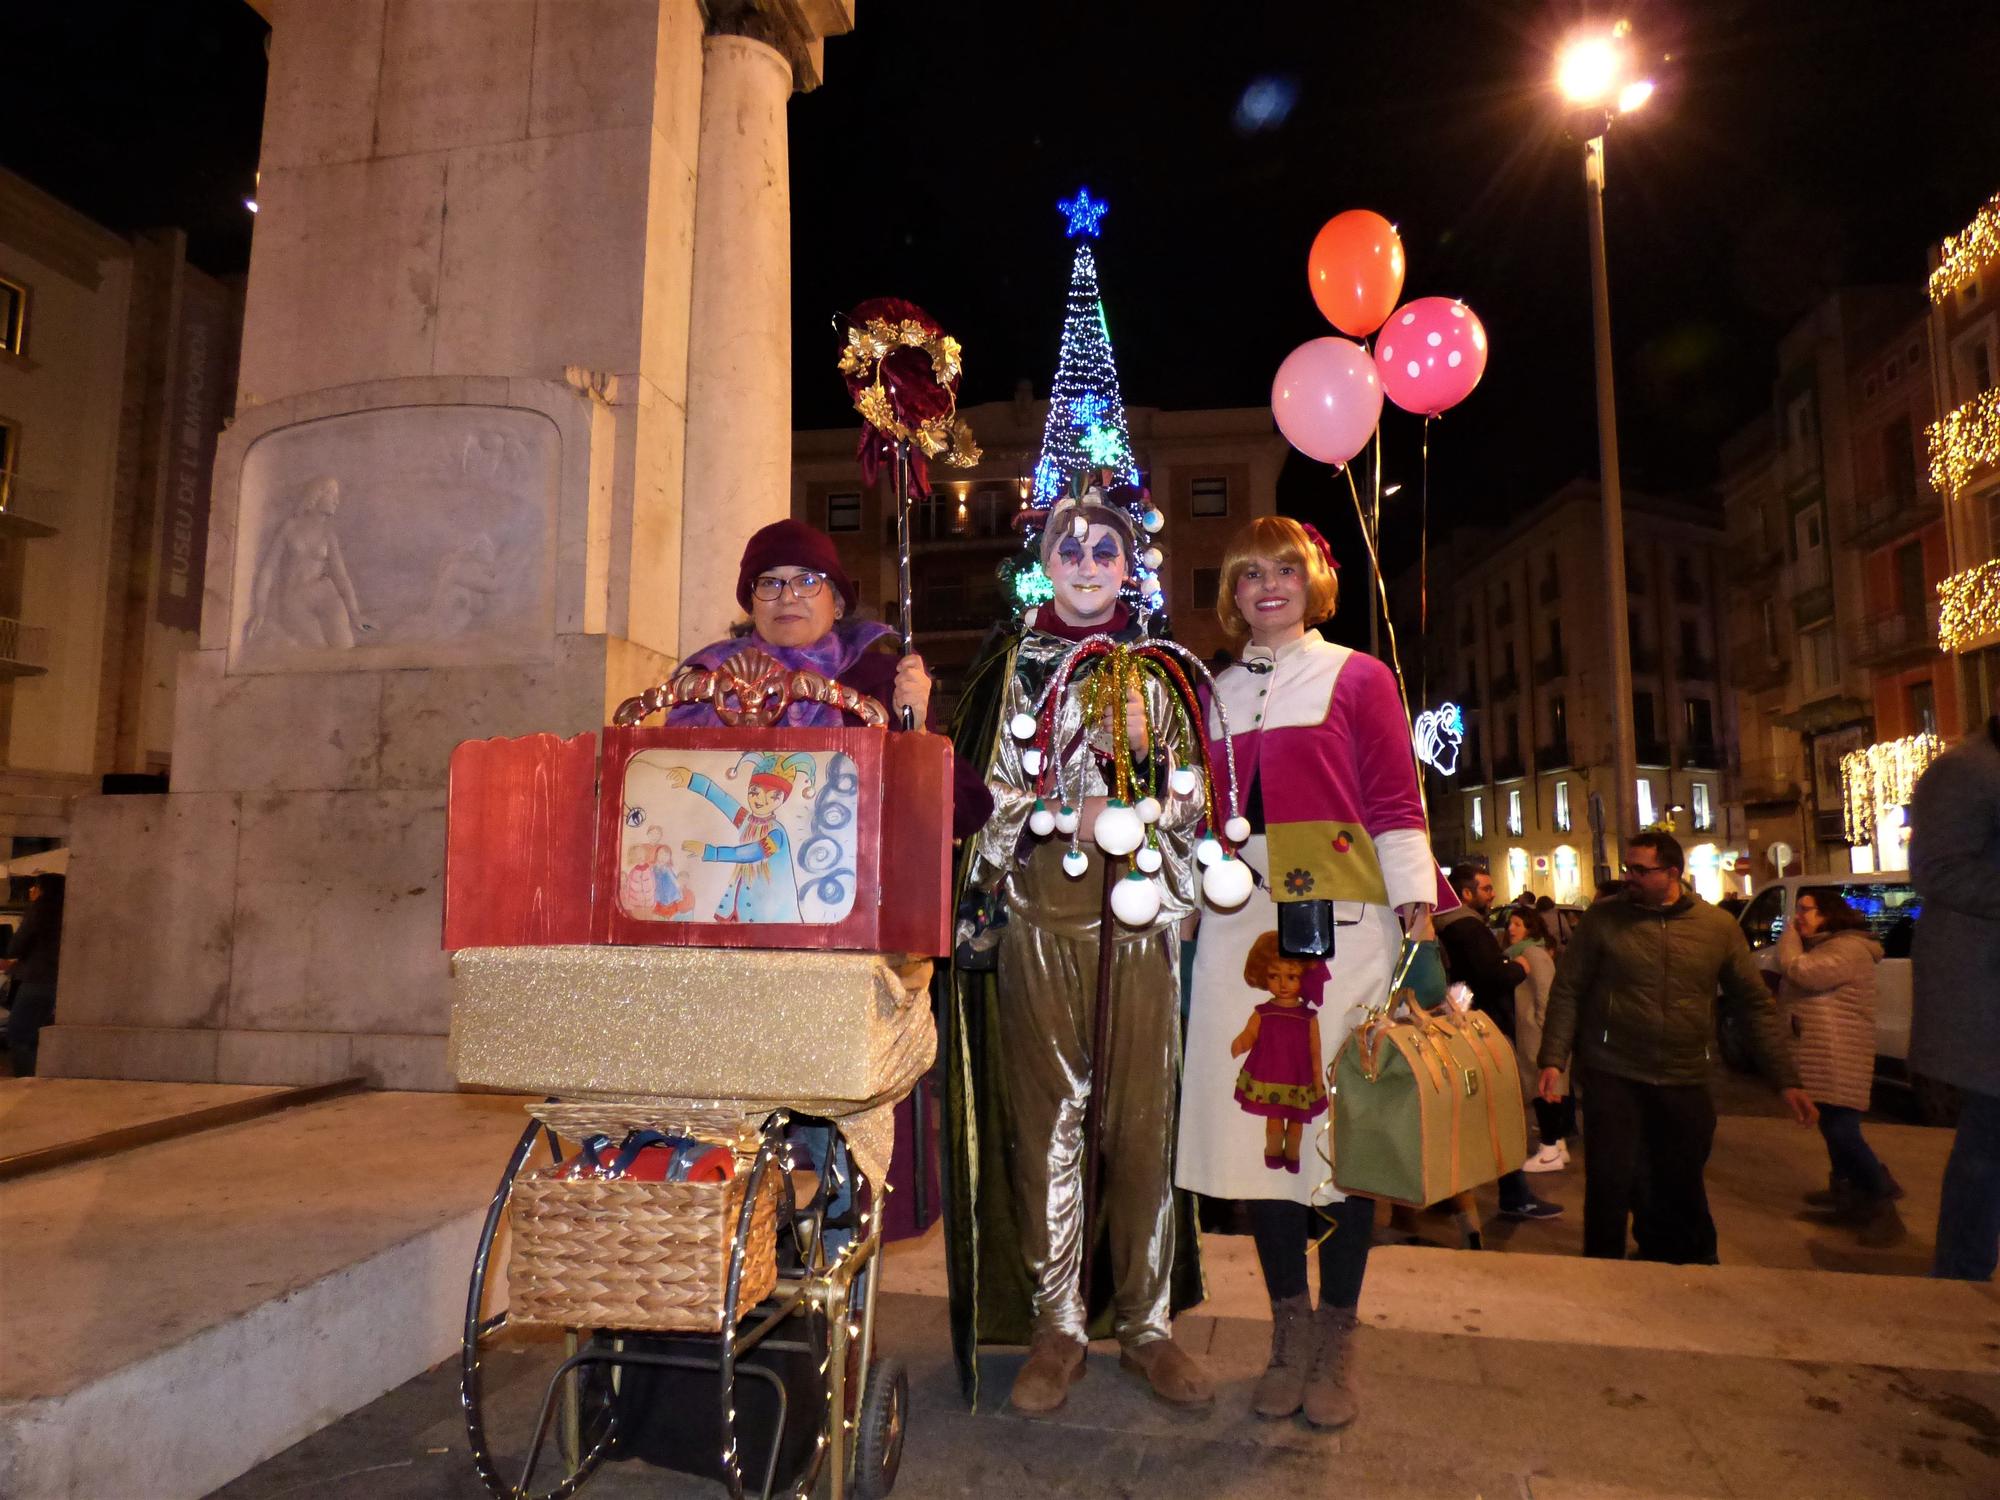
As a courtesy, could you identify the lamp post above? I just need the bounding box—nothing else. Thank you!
[1557,22,1654,878]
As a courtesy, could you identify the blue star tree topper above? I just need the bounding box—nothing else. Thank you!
[1058,187,1108,239]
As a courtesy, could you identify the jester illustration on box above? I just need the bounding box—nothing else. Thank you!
[617,749,860,927]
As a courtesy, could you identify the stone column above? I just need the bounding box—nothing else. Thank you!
[42,0,854,1091]
[676,31,795,654]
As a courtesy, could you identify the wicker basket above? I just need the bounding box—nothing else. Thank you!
[507,1111,784,1333]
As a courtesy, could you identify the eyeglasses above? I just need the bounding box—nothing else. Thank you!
[751,571,828,602]
[1621,862,1665,876]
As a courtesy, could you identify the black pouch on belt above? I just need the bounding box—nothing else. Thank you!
[1277,899,1337,959]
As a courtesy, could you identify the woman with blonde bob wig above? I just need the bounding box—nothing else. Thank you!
[1177,514,1450,1431]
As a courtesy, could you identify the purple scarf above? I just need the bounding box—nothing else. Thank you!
[666,617,897,728]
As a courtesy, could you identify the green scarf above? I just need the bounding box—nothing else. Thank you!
[1504,935,1545,960]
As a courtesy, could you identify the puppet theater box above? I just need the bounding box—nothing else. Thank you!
[443,720,953,1100]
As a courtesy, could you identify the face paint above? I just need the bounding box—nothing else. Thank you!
[1046,521,1128,627]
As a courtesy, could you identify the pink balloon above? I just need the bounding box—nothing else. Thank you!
[1374,298,1489,416]
[1271,337,1384,466]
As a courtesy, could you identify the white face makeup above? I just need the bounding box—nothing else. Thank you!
[1234,553,1307,645]
[1046,522,1129,626]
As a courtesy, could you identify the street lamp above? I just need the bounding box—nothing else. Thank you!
[1556,19,1654,880]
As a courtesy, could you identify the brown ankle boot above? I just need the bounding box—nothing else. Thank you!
[1118,1331,1215,1406]
[1251,1293,1316,1419]
[1009,1331,1087,1413]
[1856,1198,1907,1249]
[1302,1305,1360,1429]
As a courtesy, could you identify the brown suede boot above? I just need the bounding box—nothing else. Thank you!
[1009,1331,1087,1414]
[1118,1332,1215,1406]
[1856,1198,1908,1249]
[1302,1305,1360,1429]
[1251,1293,1316,1419]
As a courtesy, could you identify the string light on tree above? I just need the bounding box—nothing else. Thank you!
[1031,234,1141,502]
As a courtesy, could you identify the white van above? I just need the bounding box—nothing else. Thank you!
[1727,872,1945,1119]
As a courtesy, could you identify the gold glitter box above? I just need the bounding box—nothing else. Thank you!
[449,945,932,1102]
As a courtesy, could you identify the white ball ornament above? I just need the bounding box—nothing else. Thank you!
[1140,574,1163,599]
[1135,795,1163,825]
[1196,836,1223,867]
[1092,799,1145,857]
[1135,842,1164,874]
[1010,712,1039,742]
[1110,870,1164,927]
[1141,546,1164,571]
[1223,815,1252,844]
[1061,847,1090,879]
[1054,804,1080,834]
[1142,507,1165,532]
[1169,766,1199,798]
[1027,800,1056,837]
[1202,853,1255,910]
[1021,748,1044,778]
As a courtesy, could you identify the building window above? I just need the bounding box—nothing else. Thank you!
[1882,418,1917,501]
[1633,690,1657,745]
[1192,567,1221,608]
[826,491,861,533]
[1549,694,1568,745]
[1787,392,1816,450]
[1802,624,1837,691]
[1684,696,1714,751]
[0,418,17,505]
[1191,476,1229,516]
[0,277,25,357]
[1506,788,1524,838]
[1692,782,1713,832]
[1909,679,1937,735]
[1470,794,1485,841]
[1637,777,1656,827]
[1957,333,1996,401]
[1555,779,1572,833]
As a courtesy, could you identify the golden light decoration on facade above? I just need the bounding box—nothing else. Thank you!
[1841,733,1944,845]
[1927,387,2000,497]
[1939,559,2000,655]
[1928,190,2000,305]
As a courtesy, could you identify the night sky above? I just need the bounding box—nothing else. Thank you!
[9,0,1998,584]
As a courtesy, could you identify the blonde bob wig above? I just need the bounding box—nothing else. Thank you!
[1215,516,1338,649]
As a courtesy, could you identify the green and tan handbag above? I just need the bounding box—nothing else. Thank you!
[1330,942,1529,1207]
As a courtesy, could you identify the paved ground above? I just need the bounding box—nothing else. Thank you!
[210,1080,2000,1500]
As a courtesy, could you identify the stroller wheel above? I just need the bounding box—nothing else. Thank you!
[853,1356,908,1499]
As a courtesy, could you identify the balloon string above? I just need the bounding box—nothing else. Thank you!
[1342,462,1433,828]
[1420,415,1432,711]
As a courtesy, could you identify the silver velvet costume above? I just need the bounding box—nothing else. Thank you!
[964,618,1203,1348]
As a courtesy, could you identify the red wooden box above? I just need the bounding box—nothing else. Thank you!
[443,726,952,957]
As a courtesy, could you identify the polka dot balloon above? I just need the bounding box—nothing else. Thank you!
[1374,297,1489,417]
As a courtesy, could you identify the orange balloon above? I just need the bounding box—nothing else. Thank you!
[1308,210,1407,337]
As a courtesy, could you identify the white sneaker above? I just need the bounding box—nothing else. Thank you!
[1558,1140,1572,1164]
[1523,1143,1566,1173]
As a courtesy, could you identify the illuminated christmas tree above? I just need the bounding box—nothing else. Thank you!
[1031,188,1142,504]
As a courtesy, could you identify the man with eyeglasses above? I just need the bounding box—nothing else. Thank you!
[1537,830,1814,1263]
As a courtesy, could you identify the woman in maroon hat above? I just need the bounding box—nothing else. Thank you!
[667,518,989,838]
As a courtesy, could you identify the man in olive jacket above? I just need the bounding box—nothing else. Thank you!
[1538,831,1815,1262]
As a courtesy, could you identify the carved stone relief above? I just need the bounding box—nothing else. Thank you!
[229,405,558,673]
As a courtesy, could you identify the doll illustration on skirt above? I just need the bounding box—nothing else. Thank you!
[1230,931,1329,1172]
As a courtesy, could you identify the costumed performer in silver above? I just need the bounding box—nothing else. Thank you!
[950,485,1211,1412]
[1176,515,1448,1430]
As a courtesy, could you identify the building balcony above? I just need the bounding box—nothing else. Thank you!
[1729,651,1791,693]
[1535,648,1566,680]
[1492,754,1526,783]
[0,616,50,677]
[1725,543,1783,584]
[1630,644,1661,675]
[1679,743,1721,769]
[1848,489,1943,550]
[1851,603,1944,667]
[1489,670,1519,700]
[1939,560,2000,655]
[1534,741,1573,772]
[1736,755,1802,806]
[1636,738,1669,767]
[1790,584,1835,627]
[0,472,62,539]
[1677,653,1716,681]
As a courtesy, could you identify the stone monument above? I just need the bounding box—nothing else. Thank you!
[43,0,857,1088]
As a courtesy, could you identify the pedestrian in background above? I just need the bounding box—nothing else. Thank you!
[3,874,65,1077]
[1436,864,1563,1223]
[1505,907,1568,1173]
[1538,833,1814,1263]
[1778,887,1902,1247]
[1908,709,2000,1282]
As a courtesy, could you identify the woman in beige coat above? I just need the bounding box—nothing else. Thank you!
[1777,888,1901,1245]
[1505,909,1568,1171]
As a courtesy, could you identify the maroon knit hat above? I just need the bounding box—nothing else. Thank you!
[735,519,859,614]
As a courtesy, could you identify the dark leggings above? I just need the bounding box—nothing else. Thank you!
[1248,1194,1376,1308]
